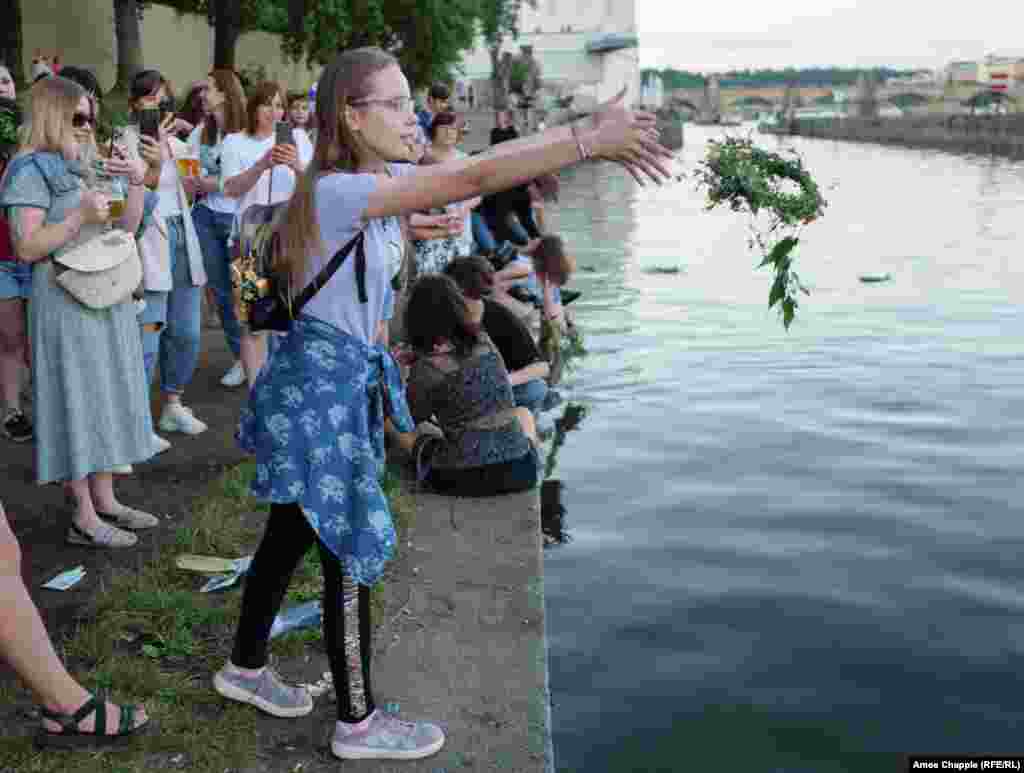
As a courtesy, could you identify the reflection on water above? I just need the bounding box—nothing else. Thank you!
[541,126,1024,772]
[540,479,571,548]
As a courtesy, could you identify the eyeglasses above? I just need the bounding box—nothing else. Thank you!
[72,112,94,129]
[350,96,414,114]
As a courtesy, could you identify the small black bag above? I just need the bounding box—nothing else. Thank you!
[251,230,367,333]
[232,196,368,334]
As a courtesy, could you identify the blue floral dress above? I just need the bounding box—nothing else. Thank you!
[237,315,414,585]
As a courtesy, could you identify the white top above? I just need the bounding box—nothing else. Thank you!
[154,154,182,219]
[221,129,314,225]
[188,124,235,215]
[302,163,415,344]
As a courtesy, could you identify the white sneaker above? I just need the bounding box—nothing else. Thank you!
[159,403,208,435]
[220,361,245,388]
[152,433,172,455]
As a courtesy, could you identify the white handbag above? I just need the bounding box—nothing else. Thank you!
[55,229,142,310]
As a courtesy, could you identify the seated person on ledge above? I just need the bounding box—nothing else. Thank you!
[401,275,539,497]
[0,501,149,748]
[495,235,578,330]
[444,256,551,417]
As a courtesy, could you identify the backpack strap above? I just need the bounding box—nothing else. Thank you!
[290,229,367,316]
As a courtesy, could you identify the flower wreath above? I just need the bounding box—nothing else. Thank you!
[693,136,828,329]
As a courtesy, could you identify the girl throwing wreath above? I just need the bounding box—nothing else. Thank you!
[215,47,673,762]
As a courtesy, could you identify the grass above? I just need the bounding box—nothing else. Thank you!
[0,461,415,773]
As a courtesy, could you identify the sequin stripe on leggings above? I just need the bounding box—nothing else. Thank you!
[342,569,367,717]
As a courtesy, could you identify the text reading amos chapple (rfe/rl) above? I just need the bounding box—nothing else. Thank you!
[907,756,1024,771]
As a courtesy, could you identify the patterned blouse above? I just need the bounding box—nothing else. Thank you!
[406,335,533,470]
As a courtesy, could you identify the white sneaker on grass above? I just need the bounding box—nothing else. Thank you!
[159,403,208,435]
[331,709,445,761]
[152,434,171,455]
[220,361,245,388]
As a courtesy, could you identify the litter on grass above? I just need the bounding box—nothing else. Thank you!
[42,566,86,590]
[270,600,322,639]
[199,556,254,593]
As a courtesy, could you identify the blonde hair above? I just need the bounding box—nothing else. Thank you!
[23,76,85,156]
[276,47,398,277]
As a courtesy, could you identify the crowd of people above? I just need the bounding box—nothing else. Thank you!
[0,49,672,760]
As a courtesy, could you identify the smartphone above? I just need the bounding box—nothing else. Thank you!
[275,121,293,147]
[139,109,161,141]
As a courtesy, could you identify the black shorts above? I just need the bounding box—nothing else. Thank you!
[427,447,539,498]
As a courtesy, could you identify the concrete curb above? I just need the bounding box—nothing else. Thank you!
[365,490,553,772]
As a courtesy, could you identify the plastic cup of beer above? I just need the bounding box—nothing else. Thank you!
[176,155,200,179]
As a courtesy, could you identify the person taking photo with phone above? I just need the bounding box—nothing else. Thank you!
[221,81,312,387]
[130,69,209,444]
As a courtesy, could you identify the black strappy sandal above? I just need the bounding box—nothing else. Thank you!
[35,692,149,749]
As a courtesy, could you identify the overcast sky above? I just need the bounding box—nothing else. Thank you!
[637,0,1024,72]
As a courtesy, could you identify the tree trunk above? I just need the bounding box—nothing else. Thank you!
[113,0,144,95]
[212,0,242,70]
[490,46,507,110]
[0,0,26,91]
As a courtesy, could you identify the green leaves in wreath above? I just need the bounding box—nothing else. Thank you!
[694,136,826,329]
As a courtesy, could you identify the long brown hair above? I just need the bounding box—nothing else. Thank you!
[202,69,246,145]
[276,47,397,277]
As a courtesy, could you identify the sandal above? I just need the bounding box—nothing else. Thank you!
[66,521,138,548]
[96,505,160,530]
[35,692,149,749]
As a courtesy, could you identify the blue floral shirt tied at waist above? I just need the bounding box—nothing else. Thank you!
[237,315,414,586]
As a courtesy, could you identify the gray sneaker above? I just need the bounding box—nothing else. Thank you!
[213,664,313,718]
[331,709,445,760]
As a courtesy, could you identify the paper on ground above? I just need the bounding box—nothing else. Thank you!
[42,566,86,590]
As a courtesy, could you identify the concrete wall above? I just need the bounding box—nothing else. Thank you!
[18,1,318,94]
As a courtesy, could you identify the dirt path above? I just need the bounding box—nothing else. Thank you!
[1,327,253,636]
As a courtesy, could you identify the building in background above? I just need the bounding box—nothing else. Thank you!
[945,60,980,85]
[457,0,640,112]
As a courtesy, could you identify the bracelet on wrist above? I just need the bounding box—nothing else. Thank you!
[569,122,592,162]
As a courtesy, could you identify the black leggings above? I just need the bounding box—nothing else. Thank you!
[231,502,375,722]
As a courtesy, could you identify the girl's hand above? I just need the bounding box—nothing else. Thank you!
[588,88,674,186]
[181,176,202,196]
[138,135,164,168]
[258,146,278,173]
[158,113,177,142]
[171,117,193,136]
[271,143,301,172]
[80,190,110,225]
[104,156,146,185]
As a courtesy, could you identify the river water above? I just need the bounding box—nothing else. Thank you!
[539,125,1024,772]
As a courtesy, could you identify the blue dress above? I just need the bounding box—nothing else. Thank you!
[237,315,414,585]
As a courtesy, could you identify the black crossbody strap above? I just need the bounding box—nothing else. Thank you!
[290,230,367,315]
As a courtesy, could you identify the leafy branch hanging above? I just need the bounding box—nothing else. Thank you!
[692,136,828,329]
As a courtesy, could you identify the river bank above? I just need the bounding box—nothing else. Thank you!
[0,326,553,773]
[760,113,1024,159]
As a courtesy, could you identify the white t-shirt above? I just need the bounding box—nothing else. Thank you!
[301,163,416,345]
[154,154,182,219]
[188,124,234,215]
[221,129,313,234]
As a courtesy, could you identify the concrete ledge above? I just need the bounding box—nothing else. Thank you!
[367,489,552,772]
